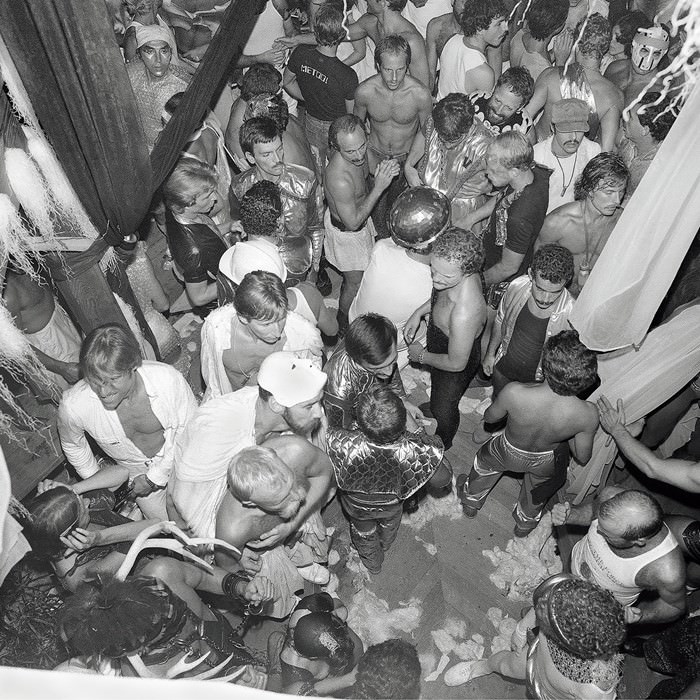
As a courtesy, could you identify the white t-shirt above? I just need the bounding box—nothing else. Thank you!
[402,0,452,38]
[534,135,601,213]
[436,35,487,100]
[349,239,432,361]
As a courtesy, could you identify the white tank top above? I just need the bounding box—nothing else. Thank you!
[571,520,679,606]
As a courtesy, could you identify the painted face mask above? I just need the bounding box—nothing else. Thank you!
[631,25,670,73]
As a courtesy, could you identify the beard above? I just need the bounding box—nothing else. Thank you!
[284,411,322,438]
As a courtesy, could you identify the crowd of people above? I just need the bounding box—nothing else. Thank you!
[8,0,700,697]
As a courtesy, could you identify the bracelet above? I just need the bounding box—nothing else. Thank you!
[222,571,250,601]
[144,475,165,491]
[417,348,425,364]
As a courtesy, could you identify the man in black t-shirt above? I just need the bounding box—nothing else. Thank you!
[284,5,359,166]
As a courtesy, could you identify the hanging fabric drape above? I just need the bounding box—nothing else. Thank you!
[566,302,700,503]
[0,0,152,251]
[568,83,700,351]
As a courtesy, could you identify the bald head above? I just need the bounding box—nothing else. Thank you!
[599,489,663,542]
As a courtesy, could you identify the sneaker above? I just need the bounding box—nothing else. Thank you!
[443,660,486,687]
[297,563,331,585]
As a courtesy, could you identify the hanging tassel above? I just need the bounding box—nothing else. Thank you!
[4,148,57,246]
[24,129,99,241]
[0,194,41,280]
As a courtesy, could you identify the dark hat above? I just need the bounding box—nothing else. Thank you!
[551,99,590,132]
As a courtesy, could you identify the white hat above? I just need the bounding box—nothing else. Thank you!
[218,239,287,285]
[257,352,327,407]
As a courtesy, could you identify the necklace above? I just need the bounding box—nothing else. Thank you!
[553,149,578,198]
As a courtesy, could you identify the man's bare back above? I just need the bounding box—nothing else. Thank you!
[533,65,623,150]
[354,74,431,170]
[426,12,459,89]
[499,381,598,455]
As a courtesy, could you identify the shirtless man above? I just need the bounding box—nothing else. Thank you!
[215,438,334,617]
[347,0,430,87]
[553,486,687,624]
[324,114,400,330]
[527,13,624,152]
[458,330,599,536]
[354,35,432,239]
[425,0,466,92]
[2,266,81,390]
[58,324,197,519]
[435,0,508,101]
[405,227,487,450]
[605,24,670,107]
[536,152,628,295]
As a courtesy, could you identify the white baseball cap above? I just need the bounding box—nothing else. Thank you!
[219,239,287,285]
[257,352,327,407]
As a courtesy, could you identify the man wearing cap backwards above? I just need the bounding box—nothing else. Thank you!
[168,352,333,615]
[605,25,670,108]
[533,98,601,214]
[126,24,188,150]
[324,115,401,333]
[348,188,444,369]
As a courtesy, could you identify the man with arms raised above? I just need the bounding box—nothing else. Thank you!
[527,13,624,152]
[59,324,197,519]
[458,330,599,536]
[347,0,430,87]
[354,35,433,240]
[324,115,400,331]
[536,152,628,295]
[436,0,508,100]
[553,487,687,625]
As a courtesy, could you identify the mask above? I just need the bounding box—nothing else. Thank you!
[631,26,670,72]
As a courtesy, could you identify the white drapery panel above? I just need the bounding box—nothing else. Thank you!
[569,83,700,351]
[566,303,700,503]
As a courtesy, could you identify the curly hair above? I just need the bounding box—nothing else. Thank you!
[59,575,186,659]
[460,0,506,38]
[548,579,625,658]
[541,330,598,396]
[432,227,484,274]
[574,152,628,201]
[575,13,612,61]
[637,91,678,143]
[614,10,652,57]
[532,244,574,285]
[495,67,535,106]
[356,386,407,444]
[233,269,288,322]
[354,639,421,699]
[526,0,569,41]
[433,93,475,142]
[240,180,282,239]
[240,63,281,102]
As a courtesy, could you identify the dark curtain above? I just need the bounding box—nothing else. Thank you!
[0,0,151,252]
